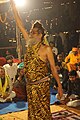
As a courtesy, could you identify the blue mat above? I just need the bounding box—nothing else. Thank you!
[0,88,59,115]
[0,94,59,115]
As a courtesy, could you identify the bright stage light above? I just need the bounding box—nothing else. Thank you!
[0,0,9,3]
[14,0,26,7]
[0,0,26,7]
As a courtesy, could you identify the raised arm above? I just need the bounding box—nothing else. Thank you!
[10,0,29,41]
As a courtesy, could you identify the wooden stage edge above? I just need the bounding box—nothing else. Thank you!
[0,105,80,120]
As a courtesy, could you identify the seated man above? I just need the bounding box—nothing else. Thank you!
[13,67,27,102]
[56,70,80,107]
[0,66,16,102]
[3,55,18,84]
[65,47,80,72]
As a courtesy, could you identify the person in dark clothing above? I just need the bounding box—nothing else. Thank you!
[67,71,80,96]
[54,33,63,54]
[62,69,69,92]
[57,70,80,107]
[13,68,27,102]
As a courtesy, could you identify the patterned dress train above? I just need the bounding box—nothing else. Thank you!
[24,41,52,120]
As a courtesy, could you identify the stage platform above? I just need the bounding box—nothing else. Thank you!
[0,105,80,120]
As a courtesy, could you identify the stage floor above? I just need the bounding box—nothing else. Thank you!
[0,105,80,120]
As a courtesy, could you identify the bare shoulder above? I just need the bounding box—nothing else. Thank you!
[41,45,52,56]
[42,44,51,51]
[44,44,52,54]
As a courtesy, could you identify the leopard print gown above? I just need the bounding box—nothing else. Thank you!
[24,41,52,120]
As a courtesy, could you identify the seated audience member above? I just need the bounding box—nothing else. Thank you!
[49,41,57,63]
[56,54,65,75]
[5,50,12,57]
[0,57,6,66]
[55,62,63,83]
[53,55,66,89]
[13,67,27,102]
[3,55,18,84]
[18,55,24,68]
[57,70,80,107]
[65,47,80,72]
[0,66,16,102]
[62,69,69,92]
[56,54,69,91]
[57,54,64,63]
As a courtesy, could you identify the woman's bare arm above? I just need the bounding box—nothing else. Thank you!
[10,0,29,41]
[46,46,63,98]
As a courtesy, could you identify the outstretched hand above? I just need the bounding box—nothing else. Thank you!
[58,86,63,99]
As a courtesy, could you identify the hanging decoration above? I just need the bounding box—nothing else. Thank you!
[0,12,7,23]
[0,2,11,23]
[0,0,10,23]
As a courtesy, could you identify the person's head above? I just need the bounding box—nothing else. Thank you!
[55,64,60,73]
[0,66,5,79]
[6,50,10,56]
[21,55,24,62]
[72,47,78,55]
[68,70,77,81]
[30,21,45,41]
[17,68,25,77]
[49,41,54,49]
[57,54,63,62]
[6,55,13,66]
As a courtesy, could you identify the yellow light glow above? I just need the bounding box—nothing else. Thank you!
[14,0,26,7]
[0,0,9,4]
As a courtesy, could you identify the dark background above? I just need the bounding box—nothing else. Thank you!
[0,0,80,56]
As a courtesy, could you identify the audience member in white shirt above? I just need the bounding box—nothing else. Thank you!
[3,55,18,84]
[49,41,58,55]
[0,66,16,102]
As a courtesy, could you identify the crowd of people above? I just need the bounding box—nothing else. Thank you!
[49,42,80,107]
[0,45,80,107]
[0,55,27,102]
